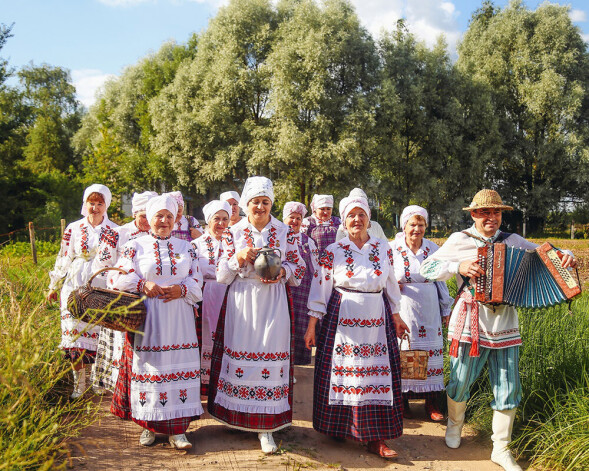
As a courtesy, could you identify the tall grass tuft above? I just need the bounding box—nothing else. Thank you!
[464,292,589,469]
[0,257,99,470]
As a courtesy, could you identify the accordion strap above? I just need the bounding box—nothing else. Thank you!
[461,230,512,245]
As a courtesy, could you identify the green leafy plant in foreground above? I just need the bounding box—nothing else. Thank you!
[0,258,99,470]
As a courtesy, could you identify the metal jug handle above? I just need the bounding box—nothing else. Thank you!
[272,248,282,259]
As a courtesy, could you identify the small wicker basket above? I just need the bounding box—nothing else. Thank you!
[67,267,147,332]
[399,333,429,380]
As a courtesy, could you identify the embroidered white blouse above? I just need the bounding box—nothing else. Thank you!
[307,236,402,319]
[92,220,149,274]
[192,233,223,281]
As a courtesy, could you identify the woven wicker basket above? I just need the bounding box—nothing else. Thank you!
[399,333,429,380]
[67,267,147,332]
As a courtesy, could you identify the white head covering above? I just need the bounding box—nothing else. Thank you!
[339,196,371,222]
[401,205,428,230]
[310,194,334,211]
[203,200,231,224]
[239,176,274,213]
[220,191,240,203]
[146,194,178,224]
[132,191,158,216]
[349,188,368,200]
[81,184,112,216]
[282,201,307,220]
[166,191,184,208]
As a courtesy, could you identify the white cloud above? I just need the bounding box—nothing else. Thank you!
[582,33,589,44]
[72,69,117,108]
[350,0,404,39]
[569,9,587,23]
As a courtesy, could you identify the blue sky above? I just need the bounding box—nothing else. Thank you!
[2,0,588,107]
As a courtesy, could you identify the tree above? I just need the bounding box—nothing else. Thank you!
[457,0,589,232]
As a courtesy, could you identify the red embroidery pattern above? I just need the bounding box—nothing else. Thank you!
[224,347,289,361]
[80,224,89,255]
[423,246,431,259]
[222,229,235,258]
[122,246,136,260]
[159,392,168,406]
[338,317,384,328]
[387,248,394,266]
[286,228,296,245]
[204,236,216,265]
[418,325,427,338]
[168,242,177,275]
[340,244,354,278]
[243,228,254,248]
[137,278,146,293]
[179,389,187,403]
[334,342,388,358]
[261,368,270,379]
[286,250,299,264]
[429,348,443,357]
[266,226,278,248]
[139,391,146,406]
[62,329,99,340]
[100,228,118,248]
[397,247,412,283]
[426,368,443,377]
[331,384,391,395]
[318,250,334,270]
[135,342,199,352]
[294,265,305,280]
[332,365,391,377]
[131,369,200,384]
[368,242,382,276]
[154,241,162,275]
[217,378,289,401]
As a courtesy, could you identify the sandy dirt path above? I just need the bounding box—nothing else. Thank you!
[68,363,528,471]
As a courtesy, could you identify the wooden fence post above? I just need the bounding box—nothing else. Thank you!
[29,222,37,264]
[571,220,575,240]
[60,219,66,239]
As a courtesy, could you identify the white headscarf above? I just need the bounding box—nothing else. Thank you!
[81,184,112,217]
[166,191,184,208]
[339,196,371,222]
[349,188,368,200]
[401,205,428,230]
[310,194,334,211]
[146,194,178,224]
[239,176,274,213]
[203,200,231,224]
[220,191,240,203]
[282,201,307,220]
[132,191,158,216]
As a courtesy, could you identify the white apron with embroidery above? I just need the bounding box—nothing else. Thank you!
[330,288,393,406]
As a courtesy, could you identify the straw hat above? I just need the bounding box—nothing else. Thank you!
[462,189,514,211]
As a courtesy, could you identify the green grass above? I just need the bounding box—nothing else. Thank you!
[0,255,99,470]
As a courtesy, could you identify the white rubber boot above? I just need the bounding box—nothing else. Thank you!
[258,432,277,454]
[445,395,466,448]
[71,368,86,399]
[490,409,522,471]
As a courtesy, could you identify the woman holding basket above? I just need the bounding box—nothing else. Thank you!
[47,184,118,399]
[110,194,204,451]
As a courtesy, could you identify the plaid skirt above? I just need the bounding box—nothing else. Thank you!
[313,289,403,442]
[207,286,295,432]
[111,332,196,435]
[291,235,315,365]
[91,327,117,391]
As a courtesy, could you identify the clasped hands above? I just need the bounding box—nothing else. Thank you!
[143,281,182,302]
[236,247,286,284]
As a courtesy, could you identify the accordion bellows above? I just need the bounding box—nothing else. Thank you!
[475,242,581,308]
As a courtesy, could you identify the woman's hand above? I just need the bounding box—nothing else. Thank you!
[305,317,319,349]
[46,289,58,303]
[190,227,202,240]
[237,247,260,267]
[143,281,164,298]
[160,285,183,303]
[392,313,410,339]
[261,267,286,284]
[459,259,484,280]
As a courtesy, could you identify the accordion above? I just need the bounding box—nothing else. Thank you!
[475,242,581,308]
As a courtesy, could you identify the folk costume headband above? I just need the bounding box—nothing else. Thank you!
[339,196,371,221]
[203,200,231,224]
[220,191,240,203]
[146,194,178,223]
[81,184,111,217]
[401,205,428,229]
[239,176,274,213]
[166,191,185,208]
[283,201,308,220]
[310,194,333,211]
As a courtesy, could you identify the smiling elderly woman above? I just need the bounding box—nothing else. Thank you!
[109,194,204,451]
[191,199,231,396]
[47,184,118,399]
[302,194,341,254]
[208,176,306,454]
[305,194,409,460]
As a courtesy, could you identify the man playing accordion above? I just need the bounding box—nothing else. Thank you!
[420,189,577,471]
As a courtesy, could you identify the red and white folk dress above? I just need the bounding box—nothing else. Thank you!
[49,216,118,361]
[307,236,404,441]
[302,215,341,255]
[192,232,226,395]
[208,216,305,432]
[110,233,204,433]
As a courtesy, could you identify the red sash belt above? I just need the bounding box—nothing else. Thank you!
[449,290,480,358]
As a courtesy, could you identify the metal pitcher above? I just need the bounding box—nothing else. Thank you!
[254,246,282,280]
